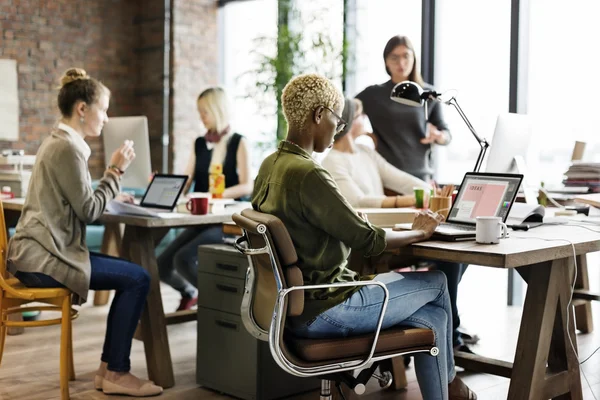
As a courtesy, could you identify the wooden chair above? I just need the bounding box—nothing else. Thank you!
[232,209,438,398]
[0,200,79,400]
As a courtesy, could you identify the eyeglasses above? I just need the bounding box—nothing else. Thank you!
[323,106,347,134]
[387,53,414,64]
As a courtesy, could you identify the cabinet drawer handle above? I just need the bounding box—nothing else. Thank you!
[216,283,239,293]
[216,263,238,272]
[215,319,238,330]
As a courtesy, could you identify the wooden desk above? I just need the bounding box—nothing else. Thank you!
[222,207,418,236]
[357,207,417,227]
[392,224,600,399]
[2,199,236,388]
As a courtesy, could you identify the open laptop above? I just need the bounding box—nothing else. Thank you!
[106,174,188,217]
[395,172,524,241]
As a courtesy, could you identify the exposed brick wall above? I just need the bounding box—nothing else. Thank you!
[171,0,218,174]
[0,0,140,178]
[0,0,219,179]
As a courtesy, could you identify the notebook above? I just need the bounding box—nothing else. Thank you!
[106,174,188,217]
[395,172,524,241]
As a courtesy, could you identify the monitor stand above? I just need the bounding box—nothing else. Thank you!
[512,155,539,205]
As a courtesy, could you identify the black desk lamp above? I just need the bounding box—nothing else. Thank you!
[390,81,490,173]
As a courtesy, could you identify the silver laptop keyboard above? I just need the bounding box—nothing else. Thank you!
[440,223,475,232]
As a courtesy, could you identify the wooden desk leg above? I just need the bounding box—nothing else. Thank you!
[574,255,593,333]
[384,357,408,390]
[508,260,582,400]
[124,226,175,389]
[94,223,124,306]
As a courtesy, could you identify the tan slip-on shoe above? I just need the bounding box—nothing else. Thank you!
[102,379,163,397]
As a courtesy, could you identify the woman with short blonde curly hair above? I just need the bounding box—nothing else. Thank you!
[252,73,476,400]
[281,73,344,133]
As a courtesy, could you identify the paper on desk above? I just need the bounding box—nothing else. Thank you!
[106,200,160,217]
[506,203,545,225]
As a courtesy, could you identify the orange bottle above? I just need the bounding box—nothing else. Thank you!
[209,163,225,199]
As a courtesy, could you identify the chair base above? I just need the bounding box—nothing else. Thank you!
[318,362,393,399]
[320,380,332,400]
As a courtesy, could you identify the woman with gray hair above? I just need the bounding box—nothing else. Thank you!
[323,97,431,208]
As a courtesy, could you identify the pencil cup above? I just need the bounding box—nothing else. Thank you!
[429,196,452,220]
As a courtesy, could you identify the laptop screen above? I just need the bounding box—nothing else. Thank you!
[447,173,523,225]
[140,174,188,210]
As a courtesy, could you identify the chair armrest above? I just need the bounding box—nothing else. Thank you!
[234,235,268,256]
[273,280,390,372]
[0,276,35,300]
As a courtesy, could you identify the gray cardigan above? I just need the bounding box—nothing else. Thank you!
[7,128,120,303]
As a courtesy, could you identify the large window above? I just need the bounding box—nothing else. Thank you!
[296,0,344,86]
[353,0,422,96]
[220,0,345,171]
[527,0,600,186]
[220,0,278,170]
[433,1,511,183]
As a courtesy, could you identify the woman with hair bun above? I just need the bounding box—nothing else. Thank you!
[7,68,163,397]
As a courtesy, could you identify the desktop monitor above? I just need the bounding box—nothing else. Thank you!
[485,113,538,204]
[102,116,152,191]
[485,113,535,175]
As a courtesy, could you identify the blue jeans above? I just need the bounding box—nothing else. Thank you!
[14,253,150,372]
[434,262,468,347]
[157,225,223,298]
[292,271,455,400]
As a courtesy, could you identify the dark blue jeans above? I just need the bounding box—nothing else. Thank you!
[14,253,150,372]
[157,225,224,298]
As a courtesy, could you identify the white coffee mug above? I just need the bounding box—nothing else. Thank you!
[476,216,508,244]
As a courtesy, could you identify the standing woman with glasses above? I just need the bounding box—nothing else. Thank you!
[356,35,450,182]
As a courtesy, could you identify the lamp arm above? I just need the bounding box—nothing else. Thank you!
[445,97,487,145]
[473,140,489,173]
[445,96,490,173]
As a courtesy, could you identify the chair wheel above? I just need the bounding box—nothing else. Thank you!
[378,371,393,389]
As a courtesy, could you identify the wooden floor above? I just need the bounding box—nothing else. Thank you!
[1,256,599,400]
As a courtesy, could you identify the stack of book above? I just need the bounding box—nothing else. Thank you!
[563,161,600,193]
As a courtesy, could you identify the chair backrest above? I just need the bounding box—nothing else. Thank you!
[232,209,304,339]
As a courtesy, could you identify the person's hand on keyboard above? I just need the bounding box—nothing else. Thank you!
[115,192,135,204]
[411,210,444,240]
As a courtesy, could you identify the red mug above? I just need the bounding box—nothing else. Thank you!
[187,197,209,215]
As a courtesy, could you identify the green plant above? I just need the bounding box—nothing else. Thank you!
[240,0,346,143]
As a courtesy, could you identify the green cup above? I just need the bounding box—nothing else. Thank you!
[414,187,428,209]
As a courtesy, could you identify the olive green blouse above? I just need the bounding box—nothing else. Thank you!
[252,141,387,323]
